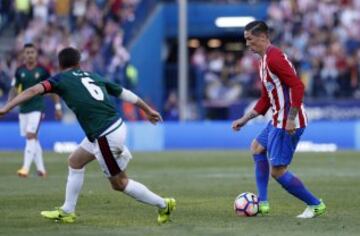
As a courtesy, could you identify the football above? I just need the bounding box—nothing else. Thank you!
[234,192,259,217]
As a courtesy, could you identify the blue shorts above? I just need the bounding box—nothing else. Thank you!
[256,122,305,166]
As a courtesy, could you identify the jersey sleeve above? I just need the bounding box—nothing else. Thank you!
[253,83,271,115]
[267,48,304,108]
[104,81,123,97]
[40,74,62,94]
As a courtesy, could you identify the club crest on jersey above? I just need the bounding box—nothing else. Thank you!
[265,81,274,92]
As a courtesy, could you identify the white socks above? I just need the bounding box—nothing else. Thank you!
[23,139,36,170]
[61,167,85,213]
[61,171,165,213]
[124,179,166,208]
[33,140,45,172]
[23,139,46,173]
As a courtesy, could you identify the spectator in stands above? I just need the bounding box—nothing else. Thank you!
[0,61,11,98]
[0,0,13,33]
[31,0,50,22]
[0,0,143,121]
[164,91,179,121]
[14,0,31,34]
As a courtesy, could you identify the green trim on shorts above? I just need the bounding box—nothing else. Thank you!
[101,120,124,137]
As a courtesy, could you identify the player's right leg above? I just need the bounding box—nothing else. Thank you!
[26,112,46,177]
[252,123,271,215]
[41,140,96,223]
[17,113,34,177]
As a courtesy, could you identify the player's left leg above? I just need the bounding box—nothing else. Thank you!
[268,127,325,218]
[271,166,325,218]
[34,139,46,177]
[109,170,175,223]
[98,142,176,224]
[96,123,175,224]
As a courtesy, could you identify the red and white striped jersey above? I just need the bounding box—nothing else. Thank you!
[253,45,307,129]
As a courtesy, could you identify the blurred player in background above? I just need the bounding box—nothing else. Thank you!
[232,21,326,218]
[8,43,62,178]
[0,47,176,224]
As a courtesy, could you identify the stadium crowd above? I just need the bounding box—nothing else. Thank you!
[0,0,140,100]
[1,0,360,120]
[192,0,360,104]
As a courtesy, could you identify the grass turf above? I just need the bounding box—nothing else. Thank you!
[0,151,359,236]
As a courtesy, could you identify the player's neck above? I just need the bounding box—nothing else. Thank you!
[259,42,271,57]
[25,62,37,70]
[62,65,80,72]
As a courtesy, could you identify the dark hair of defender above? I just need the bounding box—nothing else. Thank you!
[58,47,81,69]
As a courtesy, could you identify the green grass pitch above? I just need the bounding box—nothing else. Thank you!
[1,151,359,236]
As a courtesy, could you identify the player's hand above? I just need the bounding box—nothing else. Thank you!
[55,110,63,120]
[146,109,163,125]
[0,107,9,117]
[285,119,296,135]
[232,118,247,131]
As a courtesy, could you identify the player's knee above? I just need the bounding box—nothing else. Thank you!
[271,166,287,178]
[26,133,37,140]
[67,157,77,169]
[251,139,265,155]
[111,174,128,191]
[67,155,83,169]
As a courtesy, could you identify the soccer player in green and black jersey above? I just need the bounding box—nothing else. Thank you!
[7,43,62,178]
[0,47,175,224]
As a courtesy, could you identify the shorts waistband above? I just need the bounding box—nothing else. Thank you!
[100,119,123,137]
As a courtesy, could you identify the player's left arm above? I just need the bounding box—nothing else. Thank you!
[121,89,163,124]
[268,50,305,134]
[105,81,163,124]
[0,84,45,116]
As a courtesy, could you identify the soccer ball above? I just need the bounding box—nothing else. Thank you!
[234,192,259,217]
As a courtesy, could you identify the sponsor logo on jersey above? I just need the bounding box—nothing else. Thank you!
[21,73,25,78]
[35,72,40,79]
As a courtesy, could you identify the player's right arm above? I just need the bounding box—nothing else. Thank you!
[232,110,259,131]
[232,84,270,131]
[0,84,45,116]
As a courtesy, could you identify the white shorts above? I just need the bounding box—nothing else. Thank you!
[19,111,42,136]
[80,119,132,177]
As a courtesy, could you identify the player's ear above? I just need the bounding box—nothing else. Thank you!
[259,33,268,42]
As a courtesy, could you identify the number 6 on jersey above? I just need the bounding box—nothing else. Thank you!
[81,77,104,101]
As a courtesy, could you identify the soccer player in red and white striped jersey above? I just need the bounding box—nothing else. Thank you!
[232,21,326,218]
